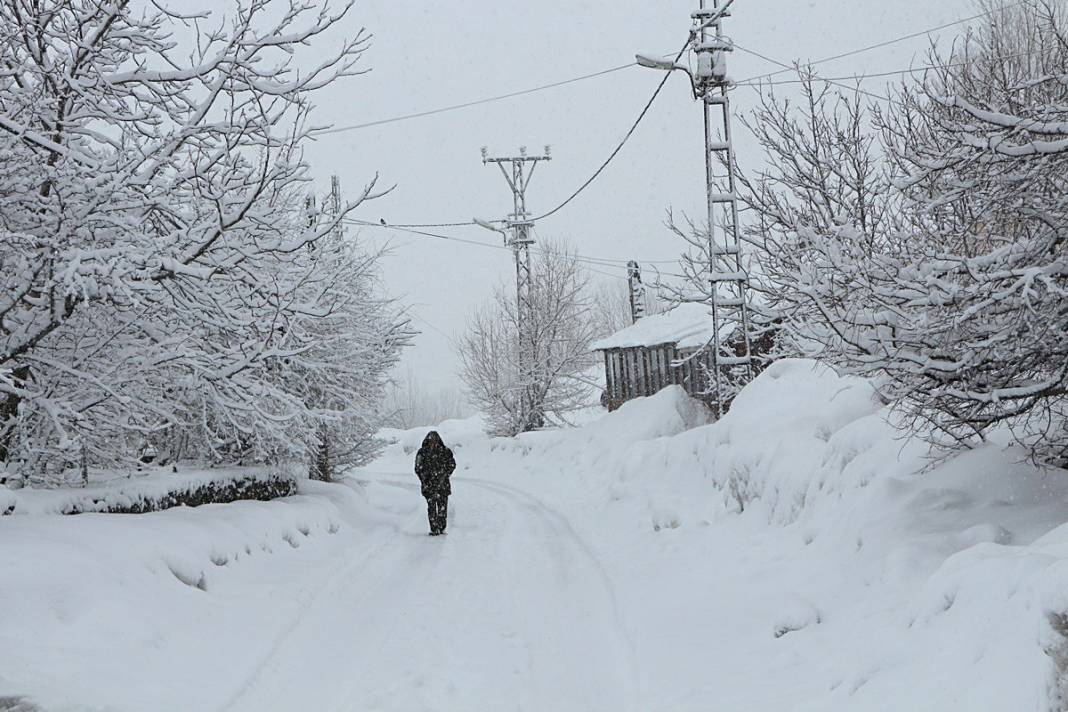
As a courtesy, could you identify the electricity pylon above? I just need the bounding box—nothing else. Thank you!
[481,145,552,429]
[697,0,754,418]
[638,0,754,418]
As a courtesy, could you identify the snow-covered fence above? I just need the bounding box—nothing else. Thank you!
[1,468,298,516]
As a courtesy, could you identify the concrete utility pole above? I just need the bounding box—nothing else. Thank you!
[481,145,552,429]
[638,0,754,418]
[627,260,646,324]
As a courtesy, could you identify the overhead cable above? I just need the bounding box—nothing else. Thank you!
[734,47,1050,89]
[343,218,646,279]
[314,63,636,135]
[527,39,692,224]
[734,0,1026,85]
[733,44,891,101]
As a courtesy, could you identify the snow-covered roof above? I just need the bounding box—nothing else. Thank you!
[591,303,734,351]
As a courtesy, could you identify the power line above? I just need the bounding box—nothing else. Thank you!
[383,220,477,229]
[734,47,1050,89]
[344,218,512,251]
[520,0,1000,224]
[527,39,692,224]
[318,8,1024,230]
[584,264,631,282]
[529,225,677,266]
[313,63,636,135]
[405,309,454,340]
[348,216,677,268]
[356,214,685,266]
[331,9,1030,267]
[734,1,1025,85]
[313,4,1020,139]
[344,218,639,279]
[733,44,891,101]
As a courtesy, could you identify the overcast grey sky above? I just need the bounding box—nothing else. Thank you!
[297,0,976,393]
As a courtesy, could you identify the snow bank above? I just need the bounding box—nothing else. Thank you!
[0,487,14,516]
[591,360,1068,709]
[619,358,889,526]
[0,480,364,711]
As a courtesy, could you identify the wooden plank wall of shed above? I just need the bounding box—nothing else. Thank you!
[603,344,704,411]
[603,350,614,404]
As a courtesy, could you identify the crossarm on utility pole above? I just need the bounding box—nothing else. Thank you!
[482,146,553,430]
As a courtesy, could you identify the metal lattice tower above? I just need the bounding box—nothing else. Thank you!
[329,175,344,239]
[692,0,754,418]
[482,145,552,428]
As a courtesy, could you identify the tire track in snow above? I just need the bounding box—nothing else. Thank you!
[462,476,643,712]
[374,472,642,708]
[223,471,641,711]
[218,477,432,712]
[351,473,642,710]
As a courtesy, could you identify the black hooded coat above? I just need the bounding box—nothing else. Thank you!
[414,431,455,499]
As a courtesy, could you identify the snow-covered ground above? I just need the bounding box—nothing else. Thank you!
[4,359,1068,711]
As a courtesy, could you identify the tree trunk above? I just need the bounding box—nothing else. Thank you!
[0,366,31,463]
[309,425,333,482]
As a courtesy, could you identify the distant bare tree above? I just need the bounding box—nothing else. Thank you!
[589,280,634,338]
[457,241,599,436]
[381,367,470,429]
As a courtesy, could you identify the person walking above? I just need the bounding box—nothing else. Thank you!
[414,430,455,536]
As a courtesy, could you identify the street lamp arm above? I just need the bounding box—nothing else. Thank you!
[473,217,506,233]
[635,53,698,98]
[635,53,689,73]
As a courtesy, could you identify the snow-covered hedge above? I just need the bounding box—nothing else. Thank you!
[1,467,299,516]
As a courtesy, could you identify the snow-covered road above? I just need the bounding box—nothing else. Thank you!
[218,471,640,712]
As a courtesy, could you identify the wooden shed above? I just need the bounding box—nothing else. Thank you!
[591,303,736,412]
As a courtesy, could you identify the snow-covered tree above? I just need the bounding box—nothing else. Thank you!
[0,0,406,481]
[739,0,1068,464]
[457,241,599,436]
[731,73,896,358]
[589,279,636,338]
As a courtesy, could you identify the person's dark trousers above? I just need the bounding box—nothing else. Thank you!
[427,495,448,534]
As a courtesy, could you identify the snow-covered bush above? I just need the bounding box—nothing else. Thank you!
[871,0,1068,463]
[739,0,1068,464]
[0,0,407,480]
